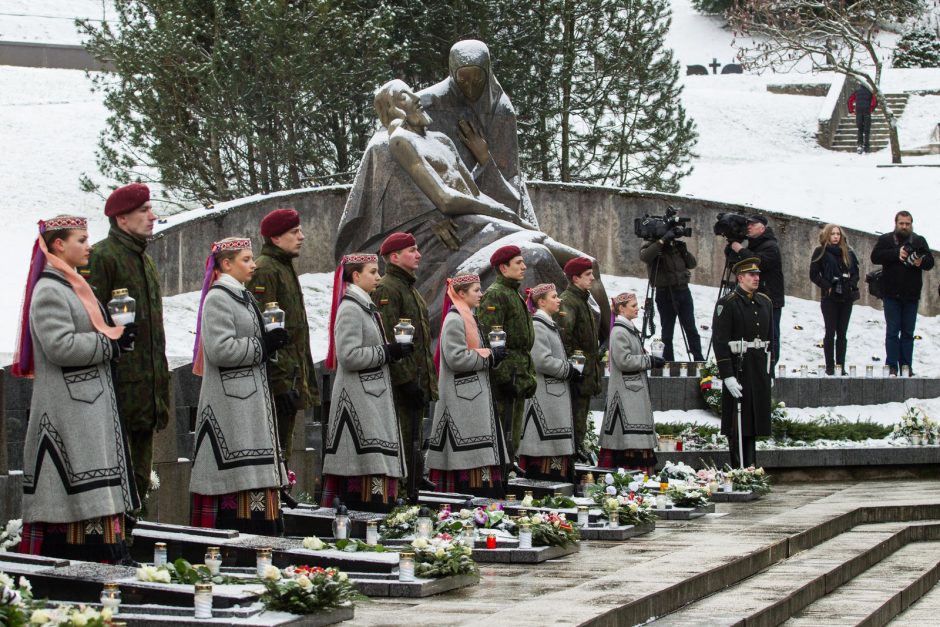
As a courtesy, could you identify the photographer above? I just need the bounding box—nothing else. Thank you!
[870,211,934,376]
[725,215,784,366]
[639,227,704,362]
[809,224,860,376]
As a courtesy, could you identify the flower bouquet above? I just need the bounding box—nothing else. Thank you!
[379,505,421,540]
[436,504,515,536]
[531,495,577,509]
[409,534,478,578]
[301,536,387,553]
[599,493,657,526]
[0,519,22,552]
[666,484,710,508]
[261,565,362,614]
[891,405,937,445]
[699,361,722,416]
[513,512,580,547]
[660,460,698,483]
[2,571,114,627]
[584,468,648,500]
[724,465,772,495]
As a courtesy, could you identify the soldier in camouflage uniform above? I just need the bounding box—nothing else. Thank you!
[372,233,438,495]
[477,245,536,468]
[86,183,170,510]
[246,208,320,470]
[555,257,603,461]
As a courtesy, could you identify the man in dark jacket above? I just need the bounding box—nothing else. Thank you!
[86,183,170,511]
[712,257,773,469]
[247,208,320,469]
[372,232,438,495]
[640,231,704,361]
[848,84,877,154]
[870,211,934,375]
[726,215,784,366]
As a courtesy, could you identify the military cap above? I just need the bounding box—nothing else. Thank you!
[105,183,150,217]
[379,231,416,256]
[732,257,761,275]
[260,207,300,237]
[563,256,593,278]
[490,244,522,269]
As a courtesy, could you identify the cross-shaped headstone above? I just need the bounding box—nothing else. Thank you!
[709,58,721,74]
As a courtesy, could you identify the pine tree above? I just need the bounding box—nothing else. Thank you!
[690,0,732,15]
[893,26,940,68]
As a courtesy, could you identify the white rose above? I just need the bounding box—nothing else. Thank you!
[617,467,627,476]
[302,536,326,551]
[100,607,113,621]
[605,485,616,495]
[605,473,615,485]
[18,576,31,592]
[337,572,348,582]
[531,514,543,524]
[70,613,88,627]
[412,538,428,549]
[435,548,446,559]
[459,509,472,519]
[0,572,13,588]
[521,495,533,507]
[263,565,282,581]
[6,519,20,535]
[30,609,51,624]
[155,569,172,584]
[296,575,312,589]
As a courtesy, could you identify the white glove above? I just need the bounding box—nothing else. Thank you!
[723,376,743,398]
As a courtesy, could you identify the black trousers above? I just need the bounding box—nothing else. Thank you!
[771,307,782,368]
[856,112,871,150]
[821,299,853,373]
[729,435,757,469]
[655,286,704,361]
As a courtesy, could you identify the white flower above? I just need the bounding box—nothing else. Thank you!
[155,569,171,584]
[604,473,615,485]
[628,481,640,492]
[18,576,31,592]
[435,548,446,558]
[605,498,619,511]
[302,536,326,551]
[30,609,51,624]
[5,519,21,536]
[531,514,544,524]
[337,571,348,582]
[459,508,472,519]
[605,485,616,495]
[100,607,113,620]
[296,575,312,589]
[617,467,626,476]
[149,470,161,491]
[263,565,281,581]
[412,538,428,550]
[70,612,89,626]
[0,572,13,588]
[521,495,533,507]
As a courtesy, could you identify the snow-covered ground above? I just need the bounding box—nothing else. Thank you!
[0,1,109,45]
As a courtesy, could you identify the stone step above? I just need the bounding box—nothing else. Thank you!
[783,537,940,625]
[887,571,940,624]
[646,521,916,626]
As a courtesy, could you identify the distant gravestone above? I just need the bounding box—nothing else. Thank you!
[709,58,722,74]
[686,65,708,76]
[721,64,744,74]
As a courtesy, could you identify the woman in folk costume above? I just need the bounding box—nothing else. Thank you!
[599,292,664,473]
[426,273,508,497]
[15,216,138,563]
[517,283,579,481]
[321,254,411,512]
[190,238,289,535]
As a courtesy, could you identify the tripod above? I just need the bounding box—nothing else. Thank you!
[705,257,738,362]
[640,249,694,361]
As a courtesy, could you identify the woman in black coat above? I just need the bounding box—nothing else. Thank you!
[810,224,860,375]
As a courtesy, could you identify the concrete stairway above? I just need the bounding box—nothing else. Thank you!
[830,93,909,152]
[647,520,940,626]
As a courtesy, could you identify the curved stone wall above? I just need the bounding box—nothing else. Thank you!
[148,182,939,314]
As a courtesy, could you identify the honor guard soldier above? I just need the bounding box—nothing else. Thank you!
[712,257,773,468]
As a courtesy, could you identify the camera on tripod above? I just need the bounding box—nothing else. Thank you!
[634,206,692,241]
[902,242,928,267]
[713,212,749,243]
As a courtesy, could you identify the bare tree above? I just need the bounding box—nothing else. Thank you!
[729,0,934,163]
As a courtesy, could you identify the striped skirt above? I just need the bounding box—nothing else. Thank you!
[320,474,399,513]
[597,448,656,475]
[518,455,572,482]
[191,488,283,536]
[19,514,130,564]
[429,465,504,499]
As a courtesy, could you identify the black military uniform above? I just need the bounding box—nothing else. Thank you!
[712,258,774,468]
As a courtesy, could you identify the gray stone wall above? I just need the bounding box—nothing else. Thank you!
[148,182,939,314]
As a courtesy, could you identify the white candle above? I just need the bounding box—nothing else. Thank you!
[205,557,222,576]
[194,583,212,619]
[111,312,135,326]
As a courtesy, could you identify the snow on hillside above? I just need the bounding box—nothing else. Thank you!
[0,1,109,45]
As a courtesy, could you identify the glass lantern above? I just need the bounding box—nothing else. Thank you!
[608,509,620,528]
[100,583,121,614]
[398,552,415,582]
[262,302,285,330]
[394,318,415,344]
[255,547,272,578]
[569,350,586,373]
[153,542,167,567]
[488,325,507,349]
[108,289,136,351]
[577,506,589,527]
[650,338,665,359]
[333,504,349,541]
[461,521,475,548]
[194,582,213,619]
[365,521,378,546]
[518,524,532,549]
[416,506,432,539]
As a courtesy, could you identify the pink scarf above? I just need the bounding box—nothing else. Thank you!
[434,278,490,373]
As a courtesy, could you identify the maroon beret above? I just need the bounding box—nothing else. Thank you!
[379,232,416,256]
[104,183,150,218]
[260,208,300,238]
[564,256,593,278]
[490,244,522,269]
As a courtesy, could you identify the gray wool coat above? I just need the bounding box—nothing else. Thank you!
[190,274,284,496]
[322,285,404,479]
[519,311,575,457]
[426,309,507,471]
[600,318,657,451]
[22,267,137,524]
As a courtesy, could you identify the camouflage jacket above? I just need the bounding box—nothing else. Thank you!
[555,285,603,397]
[372,264,439,401]
[246,243,320,408]
[85,227,171,432]
[477,275,536,398]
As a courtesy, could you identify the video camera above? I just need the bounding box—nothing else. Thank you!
[713,212,749,243]
[634,206,692,241]
[902,242,929,267]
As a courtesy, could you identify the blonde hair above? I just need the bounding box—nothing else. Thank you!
[814,224,850,266]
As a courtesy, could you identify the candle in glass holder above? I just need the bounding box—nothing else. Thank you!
[398,552,415,581]
[262,302,285,330]
[608,510,620,528]
[569,350,586,373]
[818,363,826,375]
[153,542,167,567]
[883,364,890,377]
[848,365,857,377]
[577,506,589,527]
[662,362,672,378]
[108,289,136,352]
[678,363,688,378]
[333,504,349,540]
[655,494,666,509]
[723,478,733,493]
[488,326,506,349]
[366,521,378,546]
[394,318,415,344]
[100,583,121,614]
[650,338,665,359]
[256,547,272,578]
[866,365,874,378]
[518,524,532,549]
[204,547,222,576]
[505,493,517,502]
[416,506,432,539]
[778,364,786,378]
[485,532,497,549]
[461,521,475,548]
[799,364,807,378]
[194,582,212,619]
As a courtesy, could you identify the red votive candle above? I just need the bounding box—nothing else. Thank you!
[486,533,496,549]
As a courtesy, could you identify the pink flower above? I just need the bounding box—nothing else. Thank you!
[287,470,297,486]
